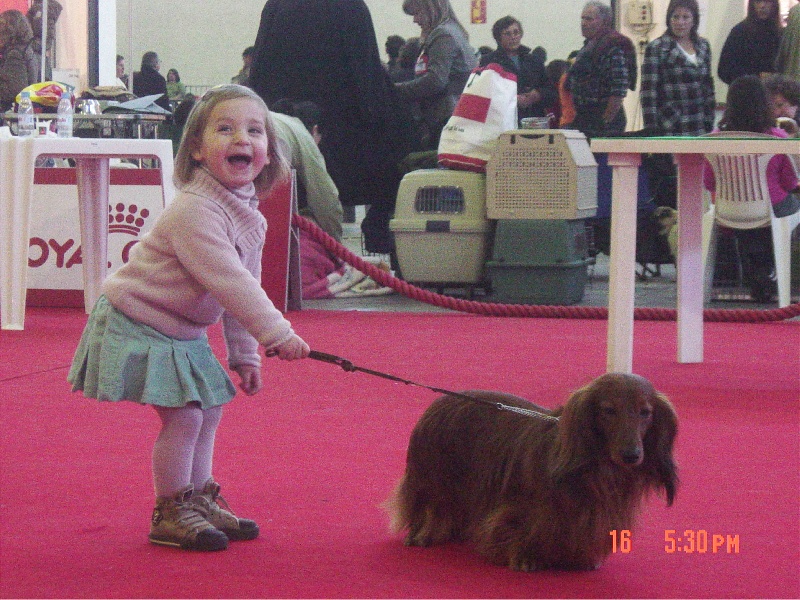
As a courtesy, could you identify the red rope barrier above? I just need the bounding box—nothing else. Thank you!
[294,215,800,323]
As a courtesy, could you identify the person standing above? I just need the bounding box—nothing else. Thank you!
[0,9,39,112]
[479,15,556,125]
[394,0,477,150]
[640,0,715,136]
[231,46,255,86]
[249,0,411,256]
[774,3,799,81]
[565,1,636,138]
[132,51,171,111]
[717,0,783,85]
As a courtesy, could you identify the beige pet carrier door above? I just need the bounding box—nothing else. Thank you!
[486,130,598,220]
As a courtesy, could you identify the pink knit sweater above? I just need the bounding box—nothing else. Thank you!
[104,168,294,368]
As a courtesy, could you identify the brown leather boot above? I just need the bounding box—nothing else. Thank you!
[149,485,229,551]
[188,479,259,541]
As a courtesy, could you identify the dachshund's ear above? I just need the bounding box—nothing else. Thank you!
[549,385,599,482]
[644,391,679,505]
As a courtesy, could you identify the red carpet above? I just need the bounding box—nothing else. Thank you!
[1,308,798,599]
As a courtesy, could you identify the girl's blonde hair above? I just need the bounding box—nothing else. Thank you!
[174,84,290,195]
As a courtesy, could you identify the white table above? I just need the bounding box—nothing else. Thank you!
[0,133,175,330]
[590,136,800,373]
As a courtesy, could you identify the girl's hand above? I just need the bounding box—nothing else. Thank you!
[268,334,310,361]
[234,364,262,395]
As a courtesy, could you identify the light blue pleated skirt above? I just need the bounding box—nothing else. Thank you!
[68,296,236,409]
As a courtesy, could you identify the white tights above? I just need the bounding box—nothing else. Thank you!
[152,403,223,498]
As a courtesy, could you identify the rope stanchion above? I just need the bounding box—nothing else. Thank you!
[295,215,800,323]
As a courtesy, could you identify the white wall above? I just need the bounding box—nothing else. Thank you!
[112,1,601,88]
[52,0,88,90]
[105,0,793,125]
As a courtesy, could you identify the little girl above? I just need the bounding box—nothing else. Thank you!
[68,84,310,551]
[704,75,800,302]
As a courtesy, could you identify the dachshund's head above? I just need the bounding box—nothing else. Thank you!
[551,373,679,504]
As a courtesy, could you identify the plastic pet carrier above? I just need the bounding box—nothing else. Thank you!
[486,130,597,220]
[390,169,491,284]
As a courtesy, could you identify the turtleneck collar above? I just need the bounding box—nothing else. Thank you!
[196,166,257,205]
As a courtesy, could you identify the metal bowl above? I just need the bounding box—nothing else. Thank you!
[75,98,101,115]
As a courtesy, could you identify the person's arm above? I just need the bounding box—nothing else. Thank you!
[519,58,556,111]
[395,30,457,100]
[603,96,625,125]
[155,75,170,110]
[169,200,293,352]
[291,122,343,241]
[701,42,717,133]
[602,47,628,125]
[0,48,31,109]
[716,26,740,85]
[640,41,660,131]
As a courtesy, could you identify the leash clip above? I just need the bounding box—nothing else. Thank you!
[309,350,356,372]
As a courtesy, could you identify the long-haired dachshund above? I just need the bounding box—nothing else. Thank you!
[386,373,678,571]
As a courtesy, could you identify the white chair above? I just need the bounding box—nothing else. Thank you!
[702,131,800,307]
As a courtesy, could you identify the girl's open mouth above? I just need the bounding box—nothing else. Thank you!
[228,154,252,166]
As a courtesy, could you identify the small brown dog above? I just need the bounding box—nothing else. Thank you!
[386,373,678,571]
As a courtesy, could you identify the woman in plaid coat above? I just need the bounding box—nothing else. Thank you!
[640,0,715,137]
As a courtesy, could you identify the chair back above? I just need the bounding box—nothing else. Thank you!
[703,131,777,230]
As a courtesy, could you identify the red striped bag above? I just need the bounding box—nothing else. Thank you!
[437,63,518,172]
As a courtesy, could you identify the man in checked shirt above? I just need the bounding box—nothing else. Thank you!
[564,1,636,138]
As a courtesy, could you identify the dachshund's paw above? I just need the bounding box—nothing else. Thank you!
[509,556,541,572]
[404,532,431,547]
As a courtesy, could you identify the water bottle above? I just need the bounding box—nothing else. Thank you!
[17,91,35,137]
[57,91,73,138]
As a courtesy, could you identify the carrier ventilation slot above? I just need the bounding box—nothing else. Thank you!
[414,186,466,214]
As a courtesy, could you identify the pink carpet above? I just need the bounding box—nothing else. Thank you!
[1,307,798,598]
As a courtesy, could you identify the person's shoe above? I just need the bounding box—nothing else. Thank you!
[149,485,229,551]
[188,479,259,541]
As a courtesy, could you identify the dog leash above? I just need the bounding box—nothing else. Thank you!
[305,350,560,423]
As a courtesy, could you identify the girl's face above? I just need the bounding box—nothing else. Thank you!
[167,71,177,82]
[770,93,798,119]
[191,97,270,190]
[669,7,694,40]
[499,23,523,54]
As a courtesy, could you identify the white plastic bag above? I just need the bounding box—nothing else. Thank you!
[438,63,518,172]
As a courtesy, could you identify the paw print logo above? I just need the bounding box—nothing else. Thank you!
[108,203,150,237]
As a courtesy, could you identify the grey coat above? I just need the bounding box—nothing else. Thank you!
[395,19,477,134]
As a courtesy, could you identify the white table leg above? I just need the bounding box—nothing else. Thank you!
[605,153,641,374]
[674,154,705,363]
[0,139,36,330]
[75,157,111,314]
